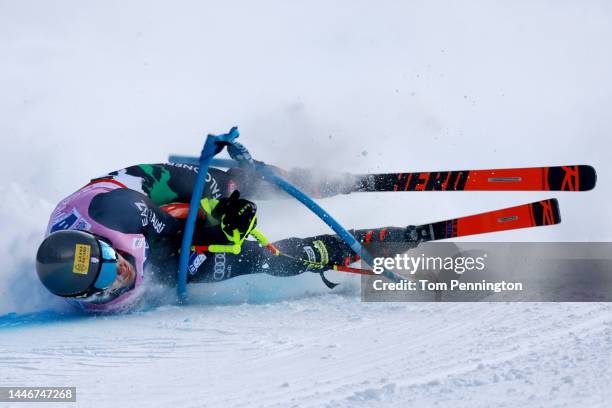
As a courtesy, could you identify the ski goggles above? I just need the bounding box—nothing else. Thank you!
[92,239,119,291]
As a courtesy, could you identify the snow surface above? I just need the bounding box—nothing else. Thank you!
[1,298,611,407]
[1,1,611,407]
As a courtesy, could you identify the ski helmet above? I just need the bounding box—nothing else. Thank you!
[36,230,119,298]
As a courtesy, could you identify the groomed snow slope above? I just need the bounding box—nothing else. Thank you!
[1,297,611,407]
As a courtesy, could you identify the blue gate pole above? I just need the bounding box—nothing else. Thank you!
[176,136,215,302]
[172,129,401,299]
[176,128,240,302]
[252,164,402,283]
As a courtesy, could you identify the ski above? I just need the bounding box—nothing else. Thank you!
[409,198,561,242]
[353,165,596,192]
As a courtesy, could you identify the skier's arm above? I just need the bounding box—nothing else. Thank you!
[119,163,277,202]
[92,164,234,205]
[89,188,183,239]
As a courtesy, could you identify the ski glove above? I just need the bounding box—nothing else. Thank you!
[212,190,258,244]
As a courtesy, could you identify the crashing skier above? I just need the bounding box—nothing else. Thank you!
[35,163,421,312]
[35,130,592,313]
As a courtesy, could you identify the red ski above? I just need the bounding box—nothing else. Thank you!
[412,198,561,242]
[355,165,596,192]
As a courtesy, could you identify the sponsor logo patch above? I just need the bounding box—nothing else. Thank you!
[168,162,199,173]
[188,252,208,275]
[72,244,91,274]
[213,253,226,280]
[50,208,80,232]
[205,172,221,199]
[135,201,166,233]
[304,246,316,262]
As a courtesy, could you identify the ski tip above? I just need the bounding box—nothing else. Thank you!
[549,198,561,224]
[547,165,596,191]
[578,165,597,191]
[532,198,561,226]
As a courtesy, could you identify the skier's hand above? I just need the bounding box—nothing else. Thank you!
[213,190,258,243]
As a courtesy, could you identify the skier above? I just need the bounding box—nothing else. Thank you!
[36,163,416,312]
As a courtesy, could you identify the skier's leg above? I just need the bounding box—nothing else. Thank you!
[187,226,419,283]
[275,226,419,266]
[187,241,309,283]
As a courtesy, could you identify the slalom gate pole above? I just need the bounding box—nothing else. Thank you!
[175,128,239,302]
